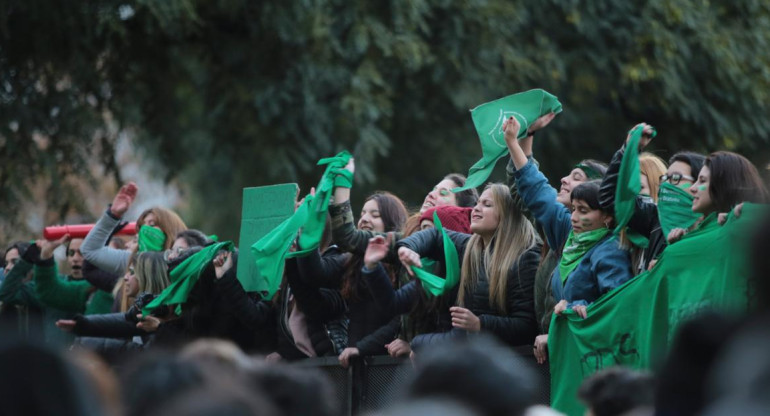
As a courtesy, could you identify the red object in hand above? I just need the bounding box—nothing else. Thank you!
[43,223,137,240]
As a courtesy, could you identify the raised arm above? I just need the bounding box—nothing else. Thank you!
[81,183,137,276]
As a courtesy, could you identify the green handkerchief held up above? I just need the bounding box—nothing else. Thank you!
[251,151,353,300]
[411,212,461,297]
[142,241,235,316]
[454,89,563,192]
[614,125,650,248]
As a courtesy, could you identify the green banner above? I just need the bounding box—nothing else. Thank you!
[455,89,562,192]
[549,206,761,415]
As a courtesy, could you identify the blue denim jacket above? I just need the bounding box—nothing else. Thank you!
[514,160,633,307]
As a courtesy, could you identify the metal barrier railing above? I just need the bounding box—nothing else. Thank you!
[293,345,551,415]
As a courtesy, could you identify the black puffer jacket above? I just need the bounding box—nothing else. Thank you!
[72,312,144,338]
[297,247,399,356]
[275,256,348,361]
[599,147,667,272]
[396,228,540,349]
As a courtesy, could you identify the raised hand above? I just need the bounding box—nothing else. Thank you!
[626,123,655,151]
[37,235,69,261]
[528,112,557,133]
[213,251,233,279]
[364,234,391,270]
[397,247,422,277]
[110,182,138,218]
[502,116,522,146]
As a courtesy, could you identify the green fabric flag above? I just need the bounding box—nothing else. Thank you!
[142,241,235,316]
[454,89,563,192]
[251,151,353,300]
[412,212,461,297]
[613,125,649,248]
[138,225,166,252]
[548,206,762,416]
[657,182,701,238]
[558,228,610,284]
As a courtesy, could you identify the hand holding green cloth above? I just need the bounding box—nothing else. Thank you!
[613,125,649,248]
[411,212,461,296]
[138,225,166,252]
[558,227,610,283]
[549,206,762,415]
[453,89,563,192]
[142,241,235,315]
[251,151,353,299]
[657,182,701,238]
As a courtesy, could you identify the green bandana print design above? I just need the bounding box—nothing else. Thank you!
[657,182,702,238]
[138,225,166,252]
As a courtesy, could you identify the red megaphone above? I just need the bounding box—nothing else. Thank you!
[43,223,138,240]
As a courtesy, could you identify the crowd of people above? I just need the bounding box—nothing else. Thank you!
[1,115,769,416]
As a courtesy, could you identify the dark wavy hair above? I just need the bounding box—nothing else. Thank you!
[443,173,479,208]
[705,151,769,213]
[342,192,409,301]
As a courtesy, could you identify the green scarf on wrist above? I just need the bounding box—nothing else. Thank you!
[138,225,166,252]
[657,182,702,239]
[411,212,461,297]
[558,228,610,283]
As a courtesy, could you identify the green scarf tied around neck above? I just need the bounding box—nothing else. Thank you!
[558,228,610,283]
[613,125,651,248]
[138,225,166,252]
[411,212,461,297]
[142,241,235,315]
[657,182,701,238]
[251,151,353,300]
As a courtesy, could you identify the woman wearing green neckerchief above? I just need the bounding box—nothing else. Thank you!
[505,115,634,362]
[668,151,769,244]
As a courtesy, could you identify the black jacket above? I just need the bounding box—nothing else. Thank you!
[82,261,121,293]
[397,228,540,349]
[297,247,399,356]
[599,147,667,271]
[274,256,348,361]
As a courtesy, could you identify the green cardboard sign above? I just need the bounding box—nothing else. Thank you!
[236,183,298,293]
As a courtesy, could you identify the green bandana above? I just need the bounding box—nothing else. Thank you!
[142,241,235,315]
[251,151,353,299]
[574,163,603,180]
[558,228,610,283]
[411,212,461,297]
[138,225,166,252]
[613,125,649,248]
[657,182,702,239]
[454,89,563,192]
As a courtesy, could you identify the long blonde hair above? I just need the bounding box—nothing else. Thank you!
[457,183,538,314]
[639,152,667,203]
[137,207,188,250]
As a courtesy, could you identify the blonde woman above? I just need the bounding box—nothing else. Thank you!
[395,183,541,349]
[639,152,667,202]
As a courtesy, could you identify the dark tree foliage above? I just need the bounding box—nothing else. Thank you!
[1,0,768,240]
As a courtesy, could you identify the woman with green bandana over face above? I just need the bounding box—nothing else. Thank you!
[503,119,607,364]
[599,123,707,272]
[81,182,188,277]
[668,151,769,244]
[506,115,633,362]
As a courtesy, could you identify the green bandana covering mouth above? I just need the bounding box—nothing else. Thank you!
[574,163,603,180]
[558,227,610,283]
[411,212,460,296]
[138,225,166,252]
[657,182,702,238]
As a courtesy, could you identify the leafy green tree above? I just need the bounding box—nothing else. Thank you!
[1,0,768,241]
